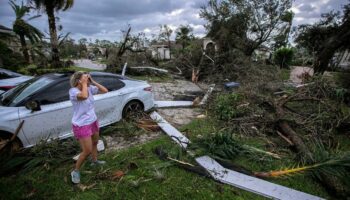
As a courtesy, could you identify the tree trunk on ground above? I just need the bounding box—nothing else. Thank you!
[277,120,314,161]
[19,34,29,63]
[275,98,350,198]
[46,7,61,68]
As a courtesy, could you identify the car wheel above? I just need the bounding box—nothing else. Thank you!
[122,101,144,119]
[0,134,21,155]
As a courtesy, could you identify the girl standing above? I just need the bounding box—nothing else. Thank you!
[69,71,108,184]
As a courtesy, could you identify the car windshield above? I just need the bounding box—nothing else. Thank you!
[0,77,54,107]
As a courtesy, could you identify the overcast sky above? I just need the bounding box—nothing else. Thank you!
[0,0,348,42]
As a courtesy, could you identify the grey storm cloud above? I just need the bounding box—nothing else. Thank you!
[292,0,348,26]
[0,0,348,41]
[0,0,207,41]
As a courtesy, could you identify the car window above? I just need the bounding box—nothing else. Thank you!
[93,76,125,91]
[31,79,71,105]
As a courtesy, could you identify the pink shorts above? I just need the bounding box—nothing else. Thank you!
[72,121,99,139]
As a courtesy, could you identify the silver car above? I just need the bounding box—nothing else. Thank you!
[0,72,154,149]
[0,68,33,91]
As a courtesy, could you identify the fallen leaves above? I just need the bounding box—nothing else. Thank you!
[111,170,125,180]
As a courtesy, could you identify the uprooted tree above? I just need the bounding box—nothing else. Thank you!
[294,3,350,74]
[200,0,293,56]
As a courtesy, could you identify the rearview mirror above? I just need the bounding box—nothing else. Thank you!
[25,101,41,112]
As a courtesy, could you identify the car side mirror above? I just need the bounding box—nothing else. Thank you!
[25,100,41,112]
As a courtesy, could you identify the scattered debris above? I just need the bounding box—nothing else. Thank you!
[131,66,168,73]
[0,120,24,153]
[150,112,190,148]
[153,109,321,199]
[112,170,125,180]
[77,183,96,192]
[137,119,160,132]
[224,82,240,90]
[196,114,207,119]
[199,84,215,105]
[121,62,128,76]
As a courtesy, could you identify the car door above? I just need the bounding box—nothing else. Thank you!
[18,79,72,146]
[92,76,126,126]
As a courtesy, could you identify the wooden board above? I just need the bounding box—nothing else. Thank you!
[150,111,190,148]
[154,101,193,108]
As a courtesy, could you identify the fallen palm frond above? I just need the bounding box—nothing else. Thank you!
[242,145,281,159]
[0,138,79,176]
[254,152,350,182]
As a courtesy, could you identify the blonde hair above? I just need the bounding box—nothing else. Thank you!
[70,71,85,87]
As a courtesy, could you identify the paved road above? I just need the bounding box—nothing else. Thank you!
[73,59,107,70]
[290,66,314,84]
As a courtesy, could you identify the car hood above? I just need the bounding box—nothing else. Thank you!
[0,106,19,118]
[0,76,33,86]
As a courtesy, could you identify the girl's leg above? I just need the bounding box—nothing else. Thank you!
[75,137,93,170]
[91,132,99,162]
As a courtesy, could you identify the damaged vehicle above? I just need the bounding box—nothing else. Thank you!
[0,71,154,149]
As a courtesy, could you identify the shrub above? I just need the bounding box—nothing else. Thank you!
[213,93,248,120]
[0,41,26,71]
[273,47,294,69]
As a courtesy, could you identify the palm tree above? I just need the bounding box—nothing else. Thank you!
[10,0,43,63]
[30,0,74,68]
[175,25,193,50]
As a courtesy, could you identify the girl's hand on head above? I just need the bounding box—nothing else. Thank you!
[80,74,89,85]
[87,74,96,84]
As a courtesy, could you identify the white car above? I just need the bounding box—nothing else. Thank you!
[0,68,33,91]
[0,72,154,149]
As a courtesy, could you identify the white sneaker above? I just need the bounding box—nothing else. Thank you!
[71,170,80,184]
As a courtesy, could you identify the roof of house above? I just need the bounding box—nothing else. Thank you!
[0,25,15,35]
[0,25,12,31]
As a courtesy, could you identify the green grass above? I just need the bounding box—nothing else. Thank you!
[0,136,264,200]
[279,69,291,81]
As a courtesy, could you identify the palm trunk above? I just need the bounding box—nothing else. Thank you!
[19,34,30,63]
[46,7,61,68]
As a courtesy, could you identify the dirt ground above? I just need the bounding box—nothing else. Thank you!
[104,79,207,152]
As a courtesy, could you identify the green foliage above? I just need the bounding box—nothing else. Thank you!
[279,68,291,80]
[200,0,293,55]
[191,131,244,160]
[10,0,43,44]
[18,65,96,76]
[175,25,194,50]
[214,93,248,120]
[273,47,294,69]
[0,41,26,70]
